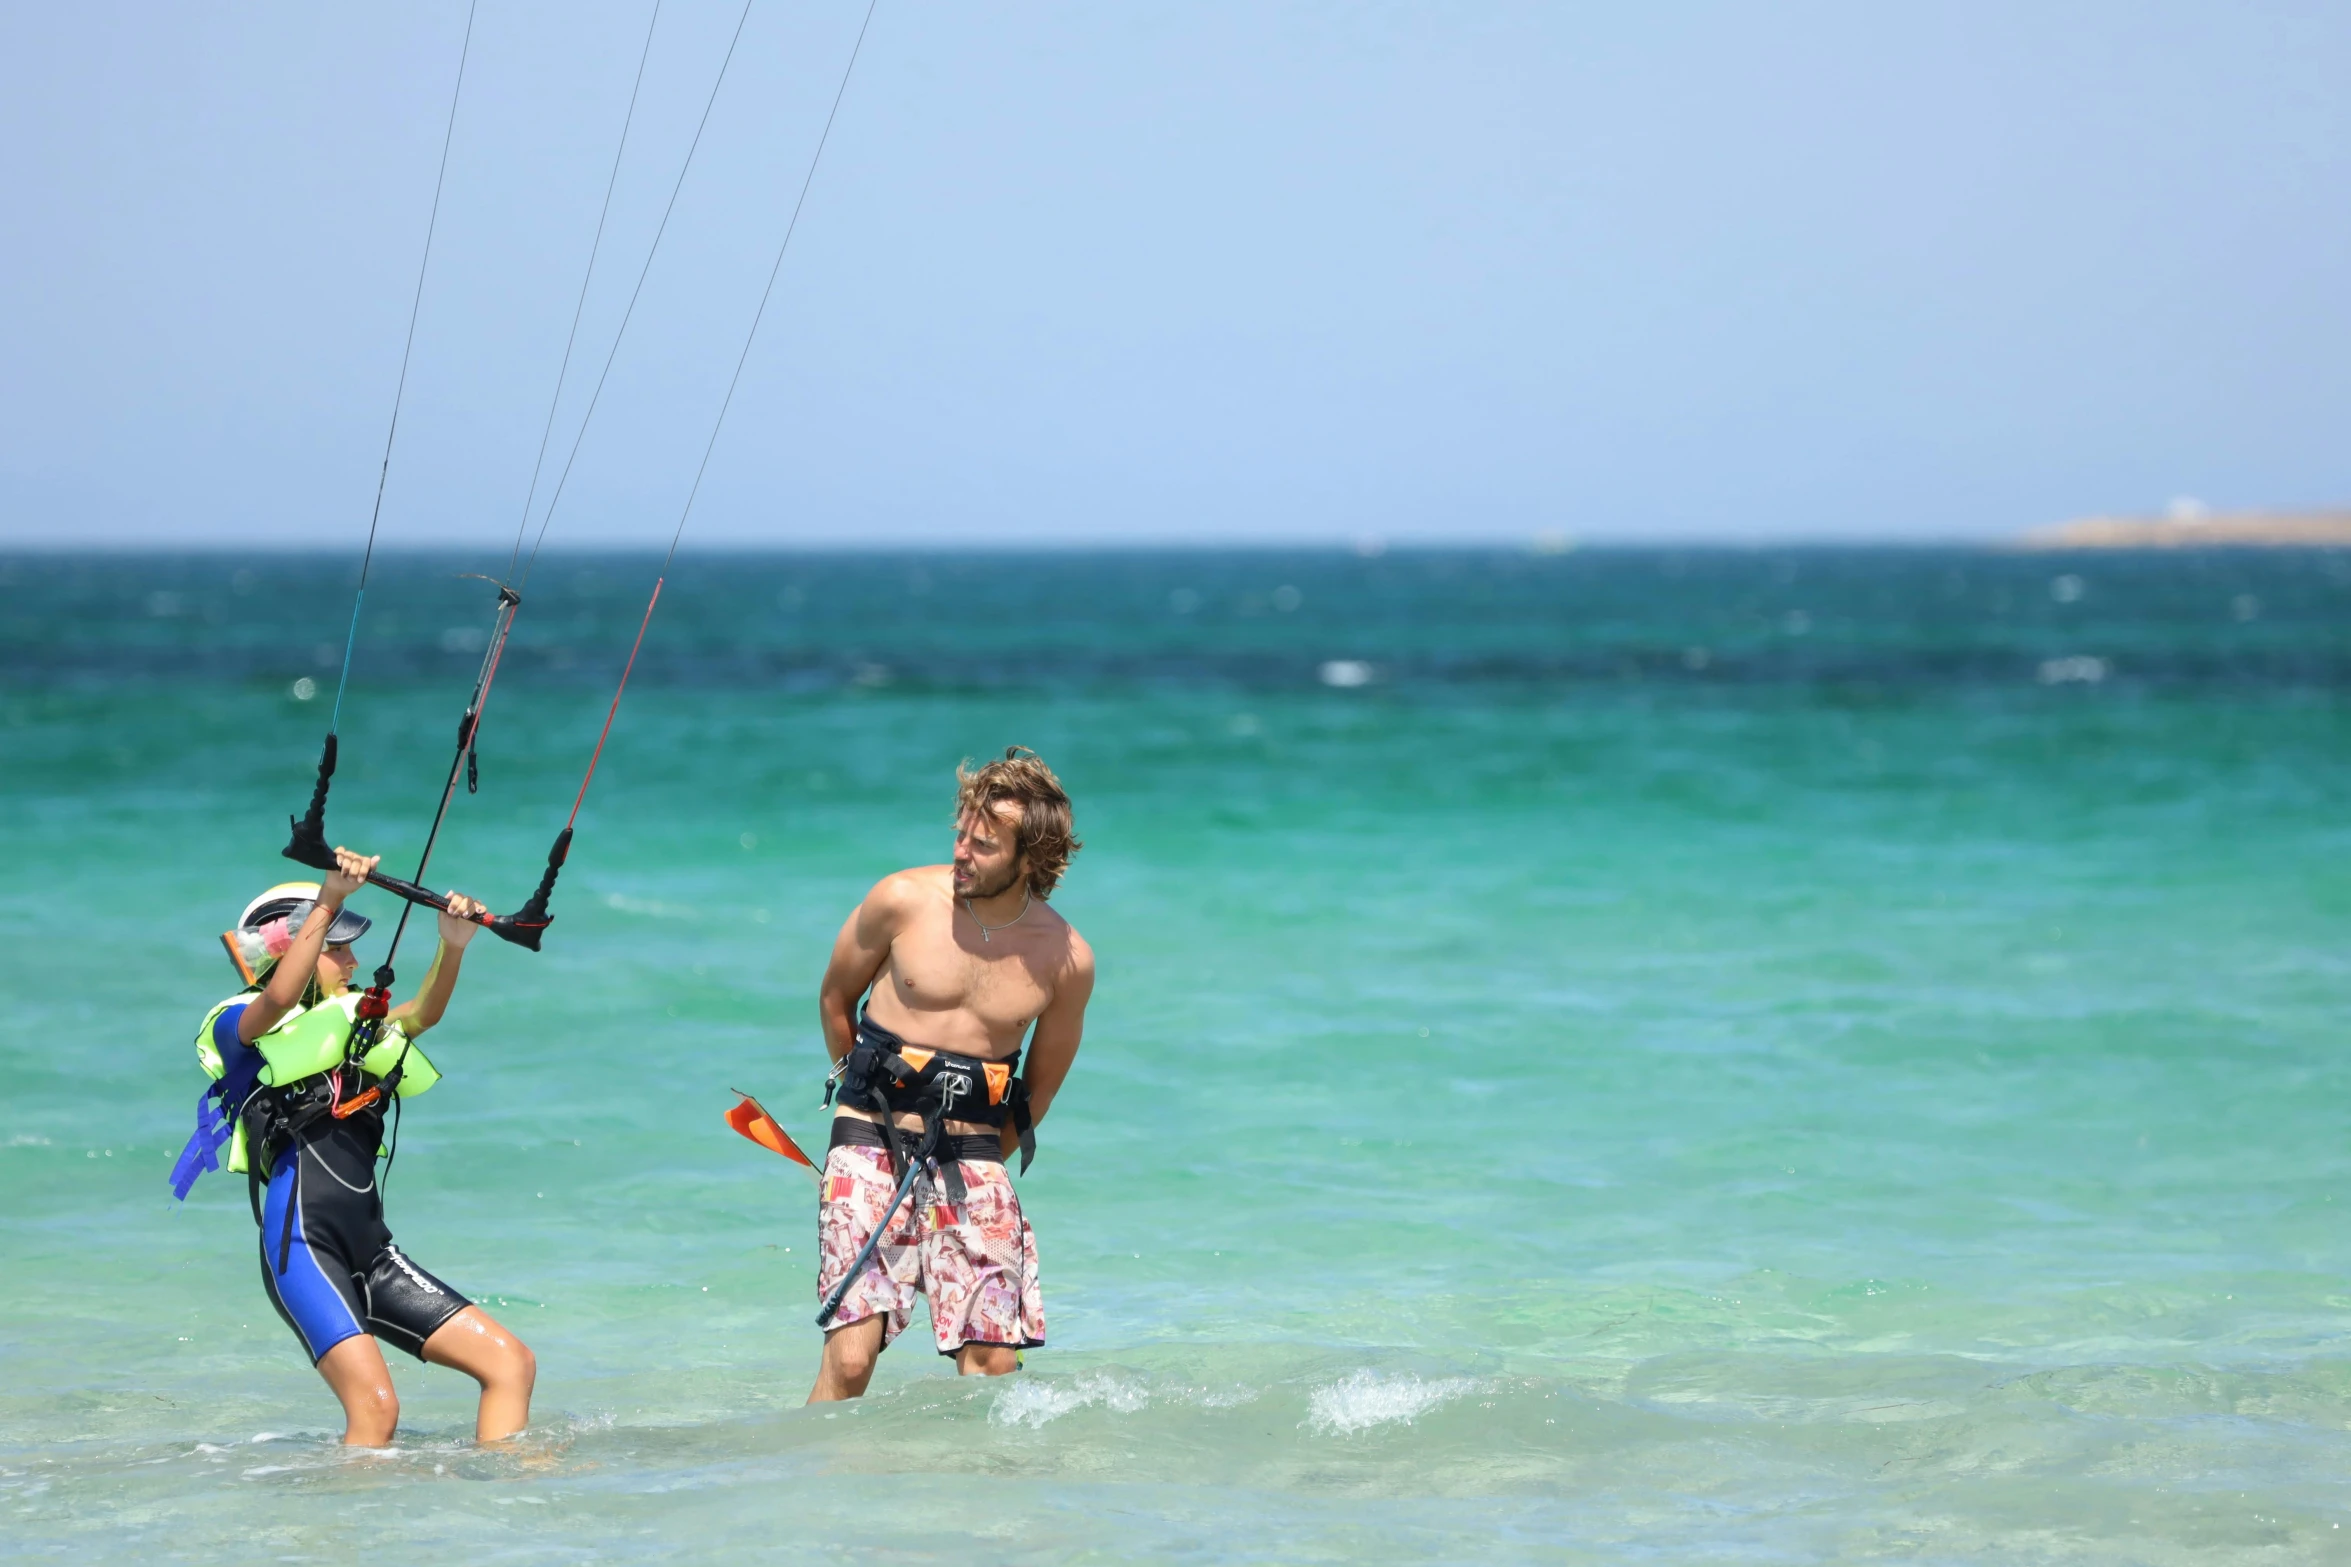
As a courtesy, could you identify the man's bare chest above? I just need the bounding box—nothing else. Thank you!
[883,924,1056,1025]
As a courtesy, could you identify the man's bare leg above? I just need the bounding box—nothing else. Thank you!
[955,1343,1017,1377]
[809,1316,885,1403]
[316,1335,400,1446]
[421,1305,538,1442]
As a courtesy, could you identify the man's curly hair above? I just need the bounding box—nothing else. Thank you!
[955,746,1081,900]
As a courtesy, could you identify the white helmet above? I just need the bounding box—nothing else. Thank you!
[230,880,371,974]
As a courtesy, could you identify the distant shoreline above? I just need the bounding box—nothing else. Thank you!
[2017,512,2351,549]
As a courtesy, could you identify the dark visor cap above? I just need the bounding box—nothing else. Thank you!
[255,898,373,946]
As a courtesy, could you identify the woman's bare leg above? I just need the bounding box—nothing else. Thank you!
[315,1335,400,1446]
[420,1305,536,1442]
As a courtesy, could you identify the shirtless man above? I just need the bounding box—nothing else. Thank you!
[807,747,1095,1402]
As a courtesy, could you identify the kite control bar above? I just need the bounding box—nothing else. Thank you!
[282,733,564,952]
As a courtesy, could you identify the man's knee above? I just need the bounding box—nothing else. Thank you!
[956,1344,1018,1377]
[827,1328,880,1385]
[808,1317,885,1403]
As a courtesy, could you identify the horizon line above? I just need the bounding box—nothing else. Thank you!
[0,532,2065,556]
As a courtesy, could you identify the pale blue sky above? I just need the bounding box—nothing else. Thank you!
[3,1,2346,547]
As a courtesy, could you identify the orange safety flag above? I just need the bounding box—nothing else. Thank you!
[725,1092,819,1183]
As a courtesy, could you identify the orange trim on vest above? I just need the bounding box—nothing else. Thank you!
[984,1060,1011,1104]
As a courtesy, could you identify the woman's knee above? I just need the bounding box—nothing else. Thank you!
[423,1308,536,1389]
[505,1338,538,1392]
[318,1336,400,1443]
[343,1382,399,1444]
[472,1331,535,1393]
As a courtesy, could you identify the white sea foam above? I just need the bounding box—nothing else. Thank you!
[989,1371,1264,1428]
[1194,1385,1261,1410]
[1304,1371,1478,1436]
[989,1371,1150,1428]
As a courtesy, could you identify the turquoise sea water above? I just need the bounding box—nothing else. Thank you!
[4,546,2349,1563]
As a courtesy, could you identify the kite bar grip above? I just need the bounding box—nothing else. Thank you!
[282,733,339,872]
[486,827,571,952]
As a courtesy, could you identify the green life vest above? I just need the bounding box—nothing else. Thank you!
[194,992,441,1174]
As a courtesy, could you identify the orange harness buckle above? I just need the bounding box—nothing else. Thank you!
[332,1085,383,1119]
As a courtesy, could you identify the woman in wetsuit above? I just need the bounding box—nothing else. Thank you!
[198,846,535,1445]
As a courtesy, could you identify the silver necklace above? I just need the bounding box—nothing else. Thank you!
[964,888,1031,942]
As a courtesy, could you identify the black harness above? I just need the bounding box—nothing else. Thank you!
[241,996,405,1280]
[824,1011,1036,1175]
[243,1069,387,1276]
[813,1011,1036,1329]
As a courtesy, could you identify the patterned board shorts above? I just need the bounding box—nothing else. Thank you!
[816,1142,1045,1356]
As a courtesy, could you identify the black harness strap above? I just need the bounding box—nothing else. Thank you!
[832,1013,1034,1166]
[814,1091,939,1331]
[245,1058,387,1276]
[814,1017,1032,1328]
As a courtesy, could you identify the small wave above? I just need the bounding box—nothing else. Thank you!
[991,1370,1149,1429]
[986,1370,1259,1429]
[1194,1385,1260,1410]
[1304,1370,1479,1436]
[599,892,700,921]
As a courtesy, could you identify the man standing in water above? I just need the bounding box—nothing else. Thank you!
[808,748,1094,1402]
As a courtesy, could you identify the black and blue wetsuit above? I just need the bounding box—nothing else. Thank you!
[213,1005,471,1363]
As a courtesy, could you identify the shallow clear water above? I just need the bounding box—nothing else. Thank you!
[4,547,2349,1562]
